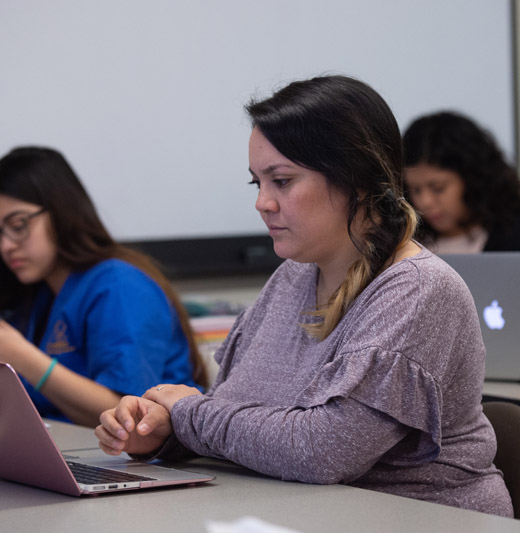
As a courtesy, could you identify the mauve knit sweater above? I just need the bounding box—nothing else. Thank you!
[161,247,513,517]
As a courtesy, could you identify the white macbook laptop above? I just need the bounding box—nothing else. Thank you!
[0,362,214,495]
[439,253,520,381]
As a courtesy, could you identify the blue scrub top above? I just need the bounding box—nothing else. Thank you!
[19,259,195,421]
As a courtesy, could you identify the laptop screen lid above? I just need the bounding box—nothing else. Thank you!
[0,362,214,495]
[439,252,520,381]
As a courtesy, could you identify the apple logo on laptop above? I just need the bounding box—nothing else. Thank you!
[483,300,505,330]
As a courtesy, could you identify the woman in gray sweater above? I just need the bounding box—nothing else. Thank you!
[95,75,513,517]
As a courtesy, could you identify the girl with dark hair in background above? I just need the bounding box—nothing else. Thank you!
[95,76,512,517]
[403,111,520,253]
[0,147,206,427]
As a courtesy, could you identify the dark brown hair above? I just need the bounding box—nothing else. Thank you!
[0,146,207,388]
[403,111,520,241]
[246,75,417,339]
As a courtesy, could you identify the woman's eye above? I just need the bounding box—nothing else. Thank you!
[9,219,28,233]
[273,178,290,188]
[248,179,260,189]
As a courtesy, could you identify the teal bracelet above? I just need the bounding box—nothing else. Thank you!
[35,358,58,391]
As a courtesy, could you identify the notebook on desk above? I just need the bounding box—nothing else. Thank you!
[0,362,214,496]
[439,252,520,381]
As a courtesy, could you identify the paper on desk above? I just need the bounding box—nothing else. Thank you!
[205,516,302,533]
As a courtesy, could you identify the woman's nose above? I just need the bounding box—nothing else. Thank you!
[412,190,433,211]
[255,187,279,213]
[0,233,18,256]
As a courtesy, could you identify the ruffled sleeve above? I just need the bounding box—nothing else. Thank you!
[295,346,442,463]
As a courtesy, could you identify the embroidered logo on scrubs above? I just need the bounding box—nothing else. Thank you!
[46,320,76,355]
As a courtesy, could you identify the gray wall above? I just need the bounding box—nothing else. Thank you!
[0,0,515,241]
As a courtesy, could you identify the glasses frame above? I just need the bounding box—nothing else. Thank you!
[0,207,47,244]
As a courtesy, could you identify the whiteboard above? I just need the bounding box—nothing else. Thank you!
[0,0,514,241]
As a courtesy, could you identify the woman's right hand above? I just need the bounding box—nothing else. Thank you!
[95,395,173,456]
[0,319,36,366]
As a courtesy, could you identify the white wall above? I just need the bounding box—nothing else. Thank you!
[0,0,514,240]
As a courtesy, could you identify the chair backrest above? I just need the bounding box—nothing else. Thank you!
[482,401,520,518]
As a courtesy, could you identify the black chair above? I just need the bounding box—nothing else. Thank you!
[482,401,520,518]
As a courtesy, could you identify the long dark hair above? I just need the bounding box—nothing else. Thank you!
[0,146,207,388]
[246,75,417,339]
[402,111,520,241]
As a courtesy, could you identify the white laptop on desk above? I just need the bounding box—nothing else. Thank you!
[0,362,214,496]
[439,252,520,381]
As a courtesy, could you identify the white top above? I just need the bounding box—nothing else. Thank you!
[434,226,488,254]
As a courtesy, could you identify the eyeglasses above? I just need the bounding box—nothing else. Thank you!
[0,208,46,243]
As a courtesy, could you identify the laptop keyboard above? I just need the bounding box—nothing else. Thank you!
[66,461,155,484]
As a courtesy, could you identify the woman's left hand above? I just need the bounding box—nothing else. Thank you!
[143,384,202,412]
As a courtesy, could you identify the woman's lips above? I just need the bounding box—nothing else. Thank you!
[268,226,287,236]
[424,213,444,225]
[8,258,26,270]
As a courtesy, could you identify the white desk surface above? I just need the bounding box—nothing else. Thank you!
[0,421,519,533]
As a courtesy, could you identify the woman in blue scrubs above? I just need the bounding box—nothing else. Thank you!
[0,147,206,426]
